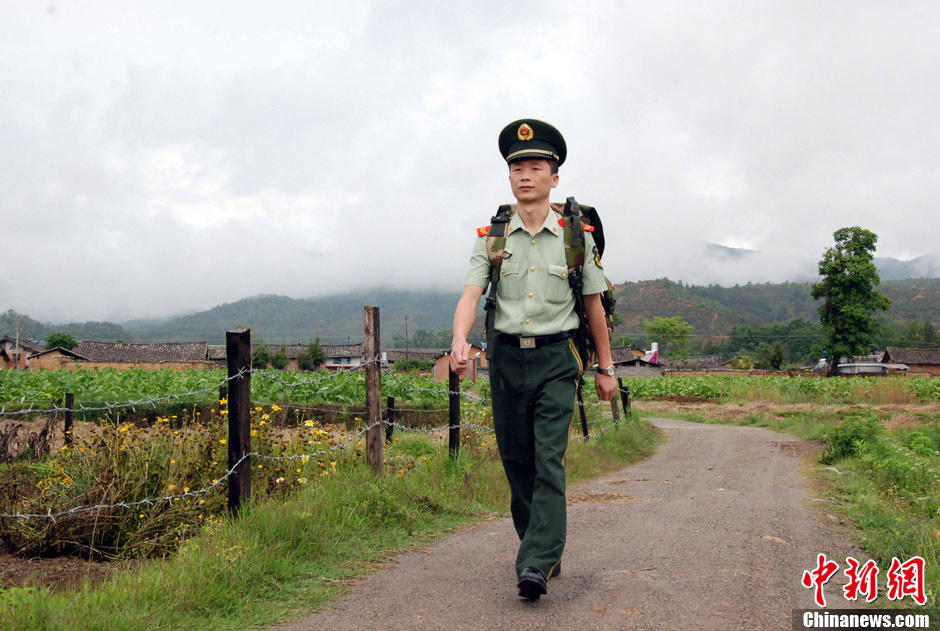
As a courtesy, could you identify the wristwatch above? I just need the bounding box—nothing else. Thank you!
[595,365,615,376]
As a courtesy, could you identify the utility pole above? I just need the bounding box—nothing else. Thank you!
[405,314,409,364]
[14,314,20,370]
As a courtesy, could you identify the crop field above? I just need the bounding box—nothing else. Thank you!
[0,368,502,561]
[3,369,940,416]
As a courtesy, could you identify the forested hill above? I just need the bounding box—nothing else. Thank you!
[122,290,463,344]
[612,278,940,337]
[5,278,940,344]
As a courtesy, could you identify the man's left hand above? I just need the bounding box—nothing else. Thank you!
[595,373,616,401]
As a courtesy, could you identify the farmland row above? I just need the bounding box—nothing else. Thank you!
[3,369,940,412]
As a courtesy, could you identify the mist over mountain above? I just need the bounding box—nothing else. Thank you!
[699,244,940,284]
[6,276,940,348]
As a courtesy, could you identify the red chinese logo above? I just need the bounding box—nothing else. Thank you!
[802,554,927,607]
[886,556,926,605]
[843,557,879,603]
[802,553,839,607]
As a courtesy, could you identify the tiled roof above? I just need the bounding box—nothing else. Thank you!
[210,342,365,361]
[0,336,44,354]
[611,347,642,363]
[74,341,209,363]
[324,343,364,357]
[383,348,446,361]
[883,347,940,365]
[29,347,90,360]
[687,355,724,369]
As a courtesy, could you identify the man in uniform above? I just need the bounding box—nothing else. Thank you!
[449,118,616,600]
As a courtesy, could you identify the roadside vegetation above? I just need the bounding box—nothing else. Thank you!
[645,391,939,607]
[0,373,658,631]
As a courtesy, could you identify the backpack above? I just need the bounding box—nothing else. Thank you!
[482,196,616,367]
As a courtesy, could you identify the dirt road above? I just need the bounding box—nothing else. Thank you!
[275,418,862,631]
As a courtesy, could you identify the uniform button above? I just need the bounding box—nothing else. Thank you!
[501,270,506,275]
[530,266,536,272]
[525,319,530,324]
[528,292,534,298]
[530,239,536,245]
[562,272,567,279]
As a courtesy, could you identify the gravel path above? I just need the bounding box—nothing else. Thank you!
[274,418,862,631]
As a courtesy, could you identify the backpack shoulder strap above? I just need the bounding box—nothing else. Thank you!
[484,204,514,269]
[562,197,586,275]
[483,204,513,349]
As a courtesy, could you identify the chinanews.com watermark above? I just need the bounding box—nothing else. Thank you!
[792,610,937,630]
[793,554,936,631]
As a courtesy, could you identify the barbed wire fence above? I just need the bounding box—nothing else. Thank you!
[0,306,630,522]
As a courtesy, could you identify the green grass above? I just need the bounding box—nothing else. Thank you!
[0,411,658,631]
[665,405,940,606]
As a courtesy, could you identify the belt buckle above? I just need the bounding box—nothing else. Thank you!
[520,337,535,349]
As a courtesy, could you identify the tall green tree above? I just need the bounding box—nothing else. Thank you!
[643,316,694,357]
[811,227,891,376]
[297,337,326,371]
[270,345,289,370]
[44,332,78,350]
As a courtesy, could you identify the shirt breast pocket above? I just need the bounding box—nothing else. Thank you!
[546,264,571,303]
[497,258,524,300]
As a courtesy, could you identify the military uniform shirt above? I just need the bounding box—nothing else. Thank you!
[464,208,608,336]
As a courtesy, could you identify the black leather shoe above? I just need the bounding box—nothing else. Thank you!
[549,562,561,578]
[517,567,547,600]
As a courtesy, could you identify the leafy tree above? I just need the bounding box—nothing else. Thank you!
[923,320,939,348]
[297,337,326,371]
[811,227,891,376]
[252,344,272,369]
[756,341,786,370]
[45,332,78,350]
[643,316,694,356]
[271,345,289,370]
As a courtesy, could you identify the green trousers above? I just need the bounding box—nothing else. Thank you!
[490,335,582,579]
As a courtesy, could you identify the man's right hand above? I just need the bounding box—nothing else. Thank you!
[449,339,471,376]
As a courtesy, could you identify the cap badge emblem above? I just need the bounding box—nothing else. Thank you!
[517,123,534,141]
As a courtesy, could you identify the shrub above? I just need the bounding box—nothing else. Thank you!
[820,413,882,464]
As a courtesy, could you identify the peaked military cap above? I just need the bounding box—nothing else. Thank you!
[498,118,567,166]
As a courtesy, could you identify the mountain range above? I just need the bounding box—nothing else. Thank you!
[5,276,940,347]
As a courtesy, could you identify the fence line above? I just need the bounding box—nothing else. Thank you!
[1,307,625,522]
[0,413,628,520]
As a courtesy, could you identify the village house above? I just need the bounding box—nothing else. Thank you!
[0,336,44,370]
[881,347,940,376]
[207,342,365,371]
[431,345,488,382]
[27,346,90,370]
[72,341,214,370]
[611,346,663,377]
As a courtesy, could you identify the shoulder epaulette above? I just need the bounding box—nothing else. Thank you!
[477,225,491,237]
[556,217,594,232]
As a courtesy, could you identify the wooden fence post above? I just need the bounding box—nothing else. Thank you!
[576,383,589,438]
[617,377,631,421]
[219,384,228,405]
[363,306,383,475]
[385,396,395,443]
[448,369,460,456]
[226,327,251,515]
[64,393,74,447]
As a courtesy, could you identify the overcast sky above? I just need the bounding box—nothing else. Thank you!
[3,1,939,322]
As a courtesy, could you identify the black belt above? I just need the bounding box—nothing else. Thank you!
[495,330,572,349]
